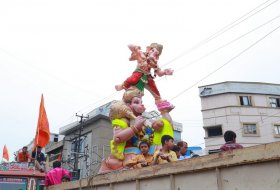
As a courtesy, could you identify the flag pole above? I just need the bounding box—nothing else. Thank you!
[34,130,40,172]
[33,94,43,174]
[33,120,40,174]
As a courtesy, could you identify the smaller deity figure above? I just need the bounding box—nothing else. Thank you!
[115,43,174,112]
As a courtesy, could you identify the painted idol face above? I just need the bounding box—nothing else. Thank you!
[129,96,145,116]
[147,47,160,62]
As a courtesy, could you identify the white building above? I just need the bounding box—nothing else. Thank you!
[199,81,280,152]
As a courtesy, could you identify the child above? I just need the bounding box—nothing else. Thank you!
[171,145,181,159]
[124,141,153,169]
[152,135,177,165]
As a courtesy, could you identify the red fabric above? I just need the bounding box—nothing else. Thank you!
[220,142,243,151]
[2,145,9,162]
[45,167,72,187]
[17,152,30,162]
[123,72,143,88]
[147,75,160,97]
[34,94,50,148]
[123,71,160,97]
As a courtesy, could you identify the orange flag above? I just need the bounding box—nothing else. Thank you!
[2,145,9,162]
[34,94,50,149]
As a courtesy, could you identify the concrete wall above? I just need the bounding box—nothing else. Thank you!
[49,141,280,190]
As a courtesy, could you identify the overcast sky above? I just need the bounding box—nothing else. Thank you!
[1,0,280,160]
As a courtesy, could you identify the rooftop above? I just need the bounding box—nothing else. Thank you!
[199,81,280,97]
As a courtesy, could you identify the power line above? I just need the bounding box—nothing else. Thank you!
[0,48,102,98]
[57,0,279,124]
[56,21,280,133]
[170,24,280,101]
[161,0,279,68]
[170,24,280,147]
[174,14,280,73]
[75,91,119,114]
[28,0,278,137]
[155,13,280,87]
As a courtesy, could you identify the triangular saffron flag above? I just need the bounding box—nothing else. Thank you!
[34,94,50,149]
[2,145,9,162]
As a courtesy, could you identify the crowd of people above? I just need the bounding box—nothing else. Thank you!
[14,129,243,187]
[122,129,244,169]
[122,135,199,169]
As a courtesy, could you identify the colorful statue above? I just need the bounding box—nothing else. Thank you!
[99,43,176,174]
[115,43,175,112]
[98,88,146,173]
[98,88,174,173]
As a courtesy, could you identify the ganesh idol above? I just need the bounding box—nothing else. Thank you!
[98,87,147,173]
[98,87,175,173]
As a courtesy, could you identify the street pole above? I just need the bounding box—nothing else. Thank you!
[73,113,89,179]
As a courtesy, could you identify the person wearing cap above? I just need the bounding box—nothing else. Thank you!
[115,43,174,112]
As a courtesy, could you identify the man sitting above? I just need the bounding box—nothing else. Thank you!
[31,146,46,172]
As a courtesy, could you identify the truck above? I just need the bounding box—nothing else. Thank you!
[49,141,280,190]
[0,162,45,190]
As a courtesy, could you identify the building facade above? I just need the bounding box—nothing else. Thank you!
[59,101,113,179]
[199,81,280,152]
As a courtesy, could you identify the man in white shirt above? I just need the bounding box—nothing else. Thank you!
[177,141,190,160]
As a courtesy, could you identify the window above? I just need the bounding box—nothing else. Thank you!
[274,125,280,135]
[243,124,257,135]
[269,97,280,108]
[0,177,28,190]
[205,126,222,137]
[240,96,252,106]
[71,137,85,156]
[54,134,59,142]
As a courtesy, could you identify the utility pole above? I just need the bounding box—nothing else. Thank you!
[73,113,89,179]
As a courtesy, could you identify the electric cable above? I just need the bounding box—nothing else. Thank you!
[170,24,280,101]
[161,0,279,67]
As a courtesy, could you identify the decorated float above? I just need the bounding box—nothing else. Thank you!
[0,162,45,190]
